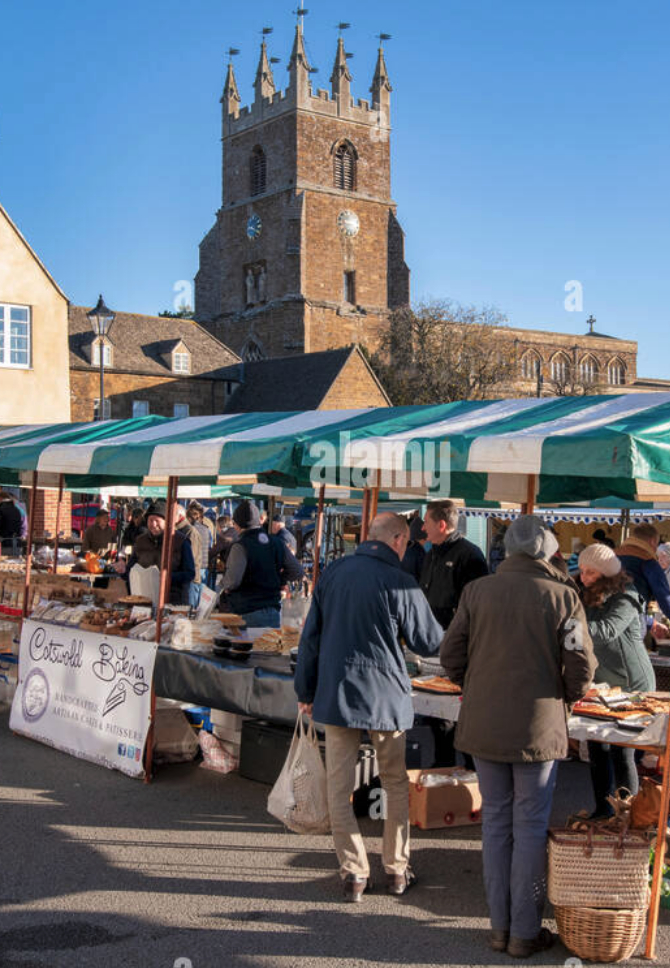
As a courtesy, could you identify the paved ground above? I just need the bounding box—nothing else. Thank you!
[1,703,669,968]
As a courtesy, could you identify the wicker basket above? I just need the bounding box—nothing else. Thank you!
[555,904,646,963]
[548,826,650,908]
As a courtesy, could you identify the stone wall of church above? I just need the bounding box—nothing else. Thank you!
[296,113,391,199]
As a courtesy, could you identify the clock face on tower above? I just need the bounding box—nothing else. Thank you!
[246,214,262,240]
[337,210,360,238]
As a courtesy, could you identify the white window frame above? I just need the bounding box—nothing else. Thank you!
[0,303,31,369]
[94,398,112,420]
[92,340,113,367]
[172,351,191,374]
[173,403,190,419]
[132,400,150,417]
[551,355,569,383]
[579,357,597,383]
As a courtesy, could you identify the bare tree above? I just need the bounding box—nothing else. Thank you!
[370,299,517,404]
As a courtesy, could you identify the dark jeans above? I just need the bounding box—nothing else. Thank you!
[588,741,638,817]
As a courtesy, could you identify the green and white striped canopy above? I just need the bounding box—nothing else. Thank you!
[2,393,670,505]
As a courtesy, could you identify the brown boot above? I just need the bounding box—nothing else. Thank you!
[489,930,510,952]
[386,868,418,896]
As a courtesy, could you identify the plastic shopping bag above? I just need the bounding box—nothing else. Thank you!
[267,714,330,834]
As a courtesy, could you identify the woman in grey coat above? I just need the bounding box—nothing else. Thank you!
[578,543,655,817]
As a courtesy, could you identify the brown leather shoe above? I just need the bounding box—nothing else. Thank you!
[386,868,417,896]
[343,874,371,902]
[507,928,555,958]
[489,930,510,952]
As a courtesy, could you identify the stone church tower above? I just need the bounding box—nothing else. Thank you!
[195,24,410,360]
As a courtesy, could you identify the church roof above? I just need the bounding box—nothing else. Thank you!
[68,307,239,377]
[219,346,389,412]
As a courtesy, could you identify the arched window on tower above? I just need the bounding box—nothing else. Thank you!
[241,336,266,362]
[250,146,266,196]
[333,141,356,191]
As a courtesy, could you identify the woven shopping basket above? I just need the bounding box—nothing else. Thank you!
[548,822,650,908]
[554,905,646,963]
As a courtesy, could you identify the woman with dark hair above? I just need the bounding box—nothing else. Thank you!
[578,543,655,817]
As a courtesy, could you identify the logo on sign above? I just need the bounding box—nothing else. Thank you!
[118,743,127,757]
[22,668,50,722]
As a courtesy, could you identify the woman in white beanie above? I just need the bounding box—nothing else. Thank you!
[578,543,655,817]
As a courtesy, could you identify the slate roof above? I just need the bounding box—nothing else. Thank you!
[68,306,240,377]
[218,346,390,412]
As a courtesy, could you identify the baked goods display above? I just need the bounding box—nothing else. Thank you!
[411,676,462,695]
[252,627,301,654]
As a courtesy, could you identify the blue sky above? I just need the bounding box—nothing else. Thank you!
[2,0,669,376]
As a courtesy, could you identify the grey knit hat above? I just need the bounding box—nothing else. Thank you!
[504,515,559,561]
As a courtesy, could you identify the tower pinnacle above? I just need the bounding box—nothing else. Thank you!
[254,40,276,102]
[287,23,312,103]
[221,60,241,118]
[330,36,352,113]
[370,43,392,114]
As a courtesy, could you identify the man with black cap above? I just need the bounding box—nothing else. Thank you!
[221,500,303,627]
[114,500,196,605]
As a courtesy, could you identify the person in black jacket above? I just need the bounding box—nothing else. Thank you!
[0,492,22,553]
[420,500,488,631]
[221,500,303,627]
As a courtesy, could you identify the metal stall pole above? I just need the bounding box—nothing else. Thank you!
[21,472,38,621]
[311,485,326,588]
[145,475,179,783]
[51,474,65,575]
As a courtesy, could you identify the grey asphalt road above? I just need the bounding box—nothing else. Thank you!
[1,703,668,968]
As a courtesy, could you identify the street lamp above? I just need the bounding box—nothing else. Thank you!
[87,295,115,421]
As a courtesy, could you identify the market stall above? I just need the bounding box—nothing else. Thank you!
[5,393,670,955]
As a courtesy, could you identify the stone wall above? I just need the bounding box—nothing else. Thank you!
[70,370,227,422]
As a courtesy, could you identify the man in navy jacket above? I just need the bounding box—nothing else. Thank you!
[295,512,443,902]
[617,522,670,638]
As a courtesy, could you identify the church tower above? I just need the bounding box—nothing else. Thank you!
[195,24,410,361]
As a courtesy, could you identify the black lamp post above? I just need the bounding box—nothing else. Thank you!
[86,295,115,421]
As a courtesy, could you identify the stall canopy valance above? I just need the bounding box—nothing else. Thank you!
[2,393,670,504]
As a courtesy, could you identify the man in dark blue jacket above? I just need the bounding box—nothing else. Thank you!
[295,512,443,903]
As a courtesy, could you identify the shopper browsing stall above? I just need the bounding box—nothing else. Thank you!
[295,512,444,902]
[617,523,670,636]
[220,500,303,628]
[578,543,655,818]
[420,500,488,630]
[440,515,596,958]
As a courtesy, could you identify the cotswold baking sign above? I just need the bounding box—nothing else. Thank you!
[10,621,158,778]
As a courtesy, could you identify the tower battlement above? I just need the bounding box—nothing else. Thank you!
[222,26,392,137]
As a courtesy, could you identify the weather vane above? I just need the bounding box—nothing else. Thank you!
[226,46,240,63]
[376,32,392,46]
[293,5,309,28]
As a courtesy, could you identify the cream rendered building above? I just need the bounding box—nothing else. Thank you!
[0,204,70,424]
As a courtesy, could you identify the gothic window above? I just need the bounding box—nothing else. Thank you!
[550,352,570,384]
[608,358,626,386]
[250,146,266,196]
[579,355,598,384]
[334,141,356,191]
[241,337,266,362]
[520,351,541,381]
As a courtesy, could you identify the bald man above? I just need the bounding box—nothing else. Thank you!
[295,512,443,902]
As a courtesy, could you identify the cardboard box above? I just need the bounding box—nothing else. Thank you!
[408,767,482,829]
